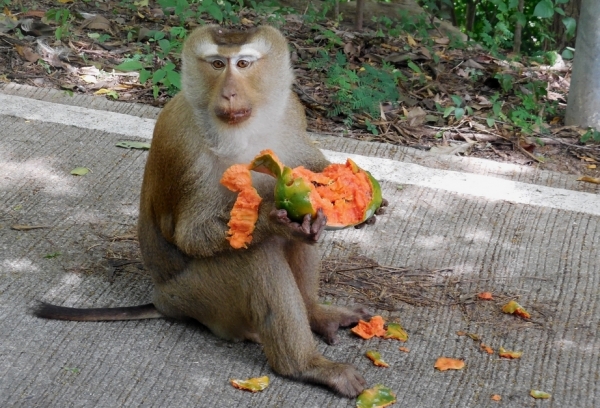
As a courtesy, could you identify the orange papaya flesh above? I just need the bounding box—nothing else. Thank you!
[221,150,382,248]
[250,150,383,228]
[220,164,262,249]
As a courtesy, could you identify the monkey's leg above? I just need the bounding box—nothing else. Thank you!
[250,244,366,397]
[284,241,371,345]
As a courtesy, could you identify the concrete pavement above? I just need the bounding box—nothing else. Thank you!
[0,82,598,407]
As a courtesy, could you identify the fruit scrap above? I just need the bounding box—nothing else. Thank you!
[498,347,523,359]
[398,347,410,353]
[501,300,531,319]
[491,394,502,401]
[351,316,386,339]
[230,376,269,392]
[220,164,262,249]
[366,350,389,367]
[477,292,493,300]
[384,323,408,342]
[351,316,409,342]
[434,357,465,371]
[480,344,494,354]
[356,384,396,408]
[530,390,551,399]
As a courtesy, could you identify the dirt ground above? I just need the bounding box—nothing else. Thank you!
[1,0,599,180]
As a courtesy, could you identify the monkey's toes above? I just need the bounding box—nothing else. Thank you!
[329,364,367,398]
[338,306,372,328]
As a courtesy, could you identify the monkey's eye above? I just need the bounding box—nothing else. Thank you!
[237,60,251,69]
[211,60,226,69]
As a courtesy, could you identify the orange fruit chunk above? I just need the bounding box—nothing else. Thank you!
[351,316,386,339]
[434,357,465,371]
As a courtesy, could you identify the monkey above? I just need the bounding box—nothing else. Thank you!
[35,25,384,397]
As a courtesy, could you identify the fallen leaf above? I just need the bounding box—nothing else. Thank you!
[434,357,465,371]
[530,390,551,399]
[588,164,597,169]
[230,376,269,392]
[398,347,410,353]
[480,344,494,354]
[70,167,90,176]
[14,45,41,63]
[498,346,523,359]
[11,225,49,231]
[384,322,408,342]
[81,15,112,32]
[351,316,386,339]
[116,141,151,150]
[477,292,493,300]
[457,331,481,342]
[502,300,531,319]
[577,176,600,184]
[406,34,417,47]
[491,394,501,401]
[356,384,396,408]
[366,350,389,367]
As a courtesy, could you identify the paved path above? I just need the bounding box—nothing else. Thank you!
[0,83,598,407]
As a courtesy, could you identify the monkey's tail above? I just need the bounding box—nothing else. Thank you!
[33,302,164,321]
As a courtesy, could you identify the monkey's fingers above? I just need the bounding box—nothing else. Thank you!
[310,208,327,241]
[354,215,377,229]
[270,208,291,224]
[375,198,389,215]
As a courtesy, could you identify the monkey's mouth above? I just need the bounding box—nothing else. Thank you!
[215,108,252,125]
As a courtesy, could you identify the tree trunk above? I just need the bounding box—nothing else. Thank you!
[355,0,365,31]
[565,0,600,129]
[513,0,524,53]
[465,0,478,32]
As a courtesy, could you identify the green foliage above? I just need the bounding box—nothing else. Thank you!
[442,95,472,121]
[581,128,600,144]
[443,0,576,56]
[45,8,72,40]
[116,29,184,97]
[311,51,401,132]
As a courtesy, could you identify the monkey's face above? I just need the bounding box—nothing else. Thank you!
[181,26,293,128]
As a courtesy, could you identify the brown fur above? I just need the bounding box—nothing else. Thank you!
[35,25,370,397]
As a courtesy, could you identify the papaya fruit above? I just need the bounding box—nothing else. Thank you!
[220,149,383,248]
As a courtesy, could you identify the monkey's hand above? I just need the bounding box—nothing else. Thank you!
[270,208,327,242]
[354,198,389,229]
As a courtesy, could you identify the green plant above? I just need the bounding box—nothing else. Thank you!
[319,52,401,130]
[46,8,72,40]
[88,33,111,43]
[581,128,600,144]
[486,93,507,127]
[494,73,515,93]
[442,95,472,121]
[116,29,184,98]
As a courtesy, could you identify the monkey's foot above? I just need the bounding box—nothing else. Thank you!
[310,305,372,345]
[300,358,366,398]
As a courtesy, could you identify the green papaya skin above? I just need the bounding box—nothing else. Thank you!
[275,167,316,221]
[363,171,383,221]
[250,152,383,227]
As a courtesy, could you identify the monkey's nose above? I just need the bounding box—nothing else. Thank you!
[222,91,237,101]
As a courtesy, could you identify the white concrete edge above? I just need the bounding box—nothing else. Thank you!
[324,151,600,217]
[2,93,598,217]
[0,93,156,138]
